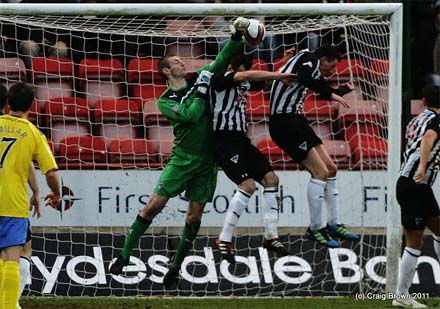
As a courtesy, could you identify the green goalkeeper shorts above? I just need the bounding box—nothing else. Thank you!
[154,150,218,204]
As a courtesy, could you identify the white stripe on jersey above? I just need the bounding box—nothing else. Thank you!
[211,72,249,132]
[401,109,440,185]
[270,49,320,115]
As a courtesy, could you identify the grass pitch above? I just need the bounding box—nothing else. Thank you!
[20,296,440,308]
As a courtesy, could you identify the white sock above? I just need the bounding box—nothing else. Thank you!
[396,247,420,295]
[308,178,326,231]
[17,256,31,306]
[433,235,440,262]
[263,187,279,239]
[325,177,340,226]
[219,190,250,242]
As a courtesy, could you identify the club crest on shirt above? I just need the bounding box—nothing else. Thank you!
[171,105,179,113]
[230,154,239,164]
[299,141,307,151]
[414,218,423,226]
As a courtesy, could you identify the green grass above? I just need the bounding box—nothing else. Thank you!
[20,297,440,309]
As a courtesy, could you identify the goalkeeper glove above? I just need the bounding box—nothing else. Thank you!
[195,70,213,97]
[230,17,249,41]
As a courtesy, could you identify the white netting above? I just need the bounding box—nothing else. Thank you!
[0,11,398,297]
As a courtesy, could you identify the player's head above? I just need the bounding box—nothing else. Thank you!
[229,53,252,72]
[314,45,341,77]
[0,84,7,113]
[422,84,440,109]
[158,55,186,80]
[8,82,34,112]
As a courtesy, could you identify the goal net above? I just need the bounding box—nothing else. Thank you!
[0,3,408,297]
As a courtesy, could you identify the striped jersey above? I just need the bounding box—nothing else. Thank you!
[270,49,341,116]
[210,70,263,133]
[400,109,440,185]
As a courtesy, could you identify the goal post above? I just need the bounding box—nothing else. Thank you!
[0,3,405,297]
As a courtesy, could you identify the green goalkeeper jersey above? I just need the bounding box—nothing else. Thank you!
[157,38,243,158]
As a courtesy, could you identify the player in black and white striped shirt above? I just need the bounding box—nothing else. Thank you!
[269,45,359,248]
[393,84,440,308]
[210,53,295,263]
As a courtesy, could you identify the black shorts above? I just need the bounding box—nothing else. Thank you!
[213,132,273,185]
[269,113,322,163]
[396,176,440,230]
[26,220,32,243]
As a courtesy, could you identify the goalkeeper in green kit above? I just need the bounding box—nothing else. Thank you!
[109,17,250,288]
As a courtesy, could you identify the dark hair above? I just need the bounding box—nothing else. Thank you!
[422,84,440,108]
[158,55,174,80]
[8,83,34,112]
[0,84,7,111]
[314,45,341,62]
[230,53,252,71]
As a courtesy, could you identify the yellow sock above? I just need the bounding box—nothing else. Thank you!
[2,260,20,309]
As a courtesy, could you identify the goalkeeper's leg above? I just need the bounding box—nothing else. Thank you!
[163,201,204,288]
[109,193,169,275]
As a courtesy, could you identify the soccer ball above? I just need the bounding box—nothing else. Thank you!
[243,19,265,45]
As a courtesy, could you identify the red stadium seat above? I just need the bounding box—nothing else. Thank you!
[247,122,270,146]
[132,83,167,102]
[78,58,123,80]
[322,140,351,169]
[257,138,297,169]
[246,91,270,121]
[338,100,385,125]
[127,58,162,82]
[45,97,91,148]
[94,99,141,145]
[59,136,106,163]
[0,58,26,88]
[339,100,386,142]
[143,99,166,125]
[108,138,156,164]
[350,136,388,169]
[78,58,124,107]
[332,59,366,82]
[28,101,42,127]
[31,57,74,107]
[303,97,334,121]
[311,122,333,140]
[273,57,285,72]
[251,58,270,71]
[370,59,389,82]
[147,125,174,164]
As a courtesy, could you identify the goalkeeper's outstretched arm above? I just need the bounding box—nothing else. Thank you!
[199,17,251,74]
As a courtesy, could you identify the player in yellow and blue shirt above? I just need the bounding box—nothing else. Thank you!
[0,83,61,309]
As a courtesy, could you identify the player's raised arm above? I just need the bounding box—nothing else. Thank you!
[201,17,249,74]
[234,70,296,85]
